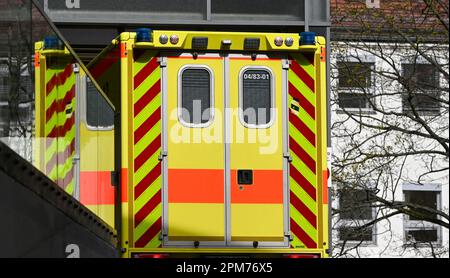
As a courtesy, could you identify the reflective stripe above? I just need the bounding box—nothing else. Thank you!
[230,170,283,204]
[289,53,318,249]
[44,61,76,195]
[132,51,162,248]
[168,169,224,203]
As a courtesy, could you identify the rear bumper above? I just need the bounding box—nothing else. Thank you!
[127,248,328,258]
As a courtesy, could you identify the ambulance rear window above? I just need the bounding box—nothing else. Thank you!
[240,68,273,127]
[179,67,213,126]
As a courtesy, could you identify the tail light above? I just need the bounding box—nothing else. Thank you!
[274,36,284,47]
[132,253,169,259]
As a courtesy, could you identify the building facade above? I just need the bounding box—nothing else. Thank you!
[330,0,449,257]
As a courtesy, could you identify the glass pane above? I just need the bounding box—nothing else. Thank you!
[241,69,272,126]
[86,77,114,128]
[212,0,304,21]
[406,229,438,243]
[402,92,441,115]
[404,190,438,220]
[180,68,211,125]
[0,0,116,227]
[402,63,439,91]
[339,226,373,242]
[338,92,370,109]
[338,62,373,88]
[339,189,374,220]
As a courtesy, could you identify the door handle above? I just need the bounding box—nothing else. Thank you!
[237,170,253,185]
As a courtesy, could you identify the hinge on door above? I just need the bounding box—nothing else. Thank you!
[159,233,167,241]
[72,155,80,163]
[73,64,80,73]
[158,150,168,161]
[283,152,293,163]
[282,59,290,70]
[157,57,167,68]
[285,232,293,242]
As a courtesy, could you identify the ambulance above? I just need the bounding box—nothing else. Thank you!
[36,28,330,258]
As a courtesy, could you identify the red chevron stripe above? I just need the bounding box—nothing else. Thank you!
[288,82,315,120]
[90,48,120,79]
[290,191,317,228]
[56,167,74,189]
[289,111,315,147]
[135,217,162,247]
[58,64,73,86]
[291,60,315,92]
[60,139,76,160]
[134,161,161,199]
[46,74,58,96]
[289,164,316,201]
[134,134,161,172]
[290,218,317,248]
[45,102,58,123]
[289,136,316,174]
[46,85,75,123]
[134,80,161,117]
[134,57,159,90]
[45,151,57,174]
[46,116,75,149]
[134,190,162,228]
[46,139,75,174]
[134,107,161,144]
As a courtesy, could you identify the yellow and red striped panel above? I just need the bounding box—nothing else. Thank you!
[132,50,162,248]
[288,53,319,249]
[90,47,120,81]
[88,46,121,105]
[79,46,120,214]
[44,61,76,195]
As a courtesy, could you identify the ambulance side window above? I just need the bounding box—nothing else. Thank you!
[179,66,213,127]
[240,68,273,128]
[86,77,114,129]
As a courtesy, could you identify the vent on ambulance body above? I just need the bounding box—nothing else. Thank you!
[192,37,208,49]
[244,38,260,50]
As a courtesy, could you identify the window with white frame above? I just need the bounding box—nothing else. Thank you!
[86,77,114,129]
[239,67,274,128]
[401,63,441,116]
[337,187,377,244]
[403,184,442,246]
[178,66,213,127]
[337,60,375,111]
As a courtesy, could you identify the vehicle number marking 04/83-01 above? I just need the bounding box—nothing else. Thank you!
[243,73,270,80]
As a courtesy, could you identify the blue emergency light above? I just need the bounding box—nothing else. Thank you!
[300,32,316,46]
[43,36,63,50]
[136,28,153,43]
